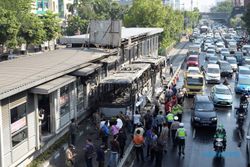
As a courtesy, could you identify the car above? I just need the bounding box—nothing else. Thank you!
[235,75,250,94]
[226,57,238,71]
[187,66,201,74]
[187,55,199,67]
[205,64,221,84]
[206,49,216,60]
[244,55,250,65]
[210,85,233,106]
[216,43,225,53]
[236,66,250,81]
[208,55,218,64]
[242,45,250,55]
[234,51,245,65]
[191,95,217,128]
[217,60,233,77]
[228,42,237,54]
[220,50,230,60]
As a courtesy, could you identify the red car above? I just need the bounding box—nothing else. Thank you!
[187,55,199,67]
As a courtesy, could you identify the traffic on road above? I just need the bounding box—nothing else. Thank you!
[132,20,250,167]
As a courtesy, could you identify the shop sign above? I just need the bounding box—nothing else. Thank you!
[11,117,26,134]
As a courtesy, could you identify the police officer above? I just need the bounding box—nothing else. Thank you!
[175,123,187,157]
[166,112,174,129]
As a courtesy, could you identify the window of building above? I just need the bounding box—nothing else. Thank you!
[60,85,70,117]
[77,79,84,113]
[10,103,28,147]
[12,128,28,147]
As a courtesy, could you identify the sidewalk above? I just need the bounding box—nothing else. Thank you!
[40,40,189,167]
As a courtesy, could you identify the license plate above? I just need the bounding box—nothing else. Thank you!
[202,123,209,126]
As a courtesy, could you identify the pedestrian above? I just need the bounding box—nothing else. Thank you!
[108,135,120,167]
[153,97,160,115]
[150,130,158,162]
[38,108,45,142]
[101,121,110,150]
[169,63,173,76]
[133,129,145,162]
[175,123,187,157]
[165,87,173,102]
[93,111,102,130]
[145,128,153,157]
[125,107,133,133]
[69,119,78,146]
[111,120,120,136]
[144,110,153,130]
[156,111,165,135]
[65,144,76,167]
[84,139,95,167]
[133,110,142,133]
[158,123,169,153]
[166,112,174,130]
[117,128,127,159]
[134,123,145,136]
[170,116,180,146]
[96,144,105,167]
[172,84,177,96]
[155,139,164,167]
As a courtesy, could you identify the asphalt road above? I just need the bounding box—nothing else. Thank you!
[133,50,249,167]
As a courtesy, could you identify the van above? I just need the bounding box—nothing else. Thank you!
[205,64,221,84]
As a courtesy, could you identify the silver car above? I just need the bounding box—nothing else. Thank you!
[210,84,233,106]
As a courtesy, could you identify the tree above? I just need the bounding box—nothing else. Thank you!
[210,0,233,13]
[0,7,20,48]
[42,11,61,49]
[65,15,88,36]
[19,14,46,48]
[242,6,250,33]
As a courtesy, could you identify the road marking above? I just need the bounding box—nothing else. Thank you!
[193,129,196,139]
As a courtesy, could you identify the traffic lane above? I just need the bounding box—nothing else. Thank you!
[187,74,247,167]
[133,71,248,167]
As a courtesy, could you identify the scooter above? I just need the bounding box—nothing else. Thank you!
[237,112,245,130]
[214,138,224,157]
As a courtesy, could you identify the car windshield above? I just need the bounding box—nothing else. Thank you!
[215,88,231,95]
[208,68,219,73]
[196,102,214,111]
[188,57,197,61]
[209,57,217,61]
[228,59,236,64]
[207,50,215,54]
[221,64,231,70]
[239,69,250,75]
[239,78,250,85]
[187,77,203,86]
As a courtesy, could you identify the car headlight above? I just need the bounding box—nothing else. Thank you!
[211,117,217,121]
[194,116,200,121]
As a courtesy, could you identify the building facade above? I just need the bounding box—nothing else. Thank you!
[233,0,244,7]
[245,0,250,7]
[0,24,163,167]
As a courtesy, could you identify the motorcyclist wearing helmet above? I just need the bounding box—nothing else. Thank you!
[213,124,227,151]
[223,77,229,86]
[240,93,248,106]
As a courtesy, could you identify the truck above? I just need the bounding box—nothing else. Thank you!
[184,72,205,96]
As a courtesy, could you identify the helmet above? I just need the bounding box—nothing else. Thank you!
[179,123,184,127]
[174,116,179,121]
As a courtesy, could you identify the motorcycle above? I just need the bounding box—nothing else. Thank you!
[214,138,224,157]
[177,88,185,105]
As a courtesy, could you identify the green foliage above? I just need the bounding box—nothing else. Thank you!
[230,16,244,28]
[124,0,186,48]
[242,6,250,33]
[42,11,61,41]
[65,15,88,35]
[0,7,20,48]
[210,0,233,13]
[185,8,200,29]
[19,14,46,47]
[65,0,127,35]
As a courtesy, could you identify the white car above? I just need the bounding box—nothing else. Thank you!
[210,84,233,106]
[216,43,225,53]
[226,57,238,71]
[242,45,250,55]
[187,66,201,74]
[205,64,221,84]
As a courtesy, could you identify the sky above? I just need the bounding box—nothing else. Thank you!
[198,0,217,12]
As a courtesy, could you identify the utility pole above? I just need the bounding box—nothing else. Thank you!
[191,0,193,11]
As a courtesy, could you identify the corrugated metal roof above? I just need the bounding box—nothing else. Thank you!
[0,48,113,100]
[30,75,76,94]
[71,63,102,76]
[100,63,151,84]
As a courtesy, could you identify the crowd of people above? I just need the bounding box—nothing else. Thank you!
[64,78,188,167]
